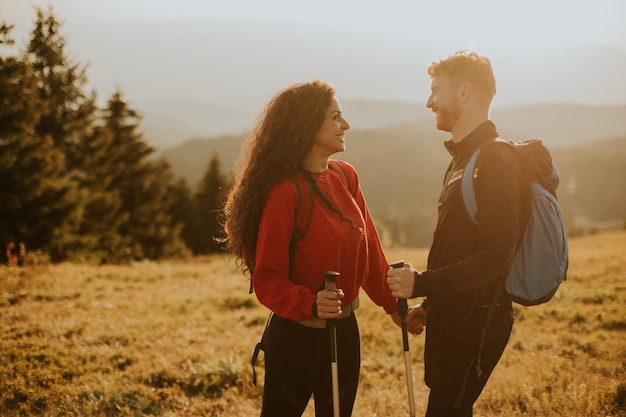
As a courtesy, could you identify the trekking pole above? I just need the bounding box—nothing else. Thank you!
[324,271,341,417]
[391,260,416,417]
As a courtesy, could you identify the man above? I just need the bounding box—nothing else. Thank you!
[387,50,530,416]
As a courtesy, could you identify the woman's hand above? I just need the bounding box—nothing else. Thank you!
[315,288,345,319]
[407,304,427,335]
[390,305,426,335]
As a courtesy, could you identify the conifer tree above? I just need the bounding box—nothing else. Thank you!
[167,178,196,253]
[0,22,81,260]
[191,152,228,254]
[27,7,96,173]
[100,91,187,259]
[76,124,130,262]
[20,7,103,260]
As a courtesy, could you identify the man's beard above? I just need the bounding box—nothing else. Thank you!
[435,99,462,133]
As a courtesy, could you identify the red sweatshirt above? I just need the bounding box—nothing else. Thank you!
[253,160,397,322]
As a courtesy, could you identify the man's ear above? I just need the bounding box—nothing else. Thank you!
[459,81,473,103]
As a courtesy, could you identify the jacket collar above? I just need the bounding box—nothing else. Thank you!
[444,120,499,158]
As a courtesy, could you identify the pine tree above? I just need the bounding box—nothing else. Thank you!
[27,7,96,173]
[76,124,130,262]
[167,178,196,254]
[16,7,104,260]
[0,22,81,260]
[101,91,188,260]
[191,152,229,254]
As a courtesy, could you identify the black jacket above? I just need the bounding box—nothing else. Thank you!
[415,120,529,341]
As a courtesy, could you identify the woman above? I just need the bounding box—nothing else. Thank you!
[223,80,401,417]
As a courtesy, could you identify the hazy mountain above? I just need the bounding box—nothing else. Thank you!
[159,102,626,187]
[138,98,434,148]
[159,103,626,195]
[142,98,626,149]
[137,98,255,148]
[159,114,626,245]
[492,104,626,148]
[40,17,624,147]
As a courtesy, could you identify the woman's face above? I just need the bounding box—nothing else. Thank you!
[312,96,351,156]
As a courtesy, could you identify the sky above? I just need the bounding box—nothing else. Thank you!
[4,0,626,46]
[2,0,626,109]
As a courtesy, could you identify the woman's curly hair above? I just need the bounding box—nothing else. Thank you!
[223,80,335,274]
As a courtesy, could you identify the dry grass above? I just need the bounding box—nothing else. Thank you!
[1,231,625,416]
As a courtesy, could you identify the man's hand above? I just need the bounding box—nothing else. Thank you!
[387,262,419,299]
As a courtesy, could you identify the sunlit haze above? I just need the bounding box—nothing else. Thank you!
[3,0,626,112]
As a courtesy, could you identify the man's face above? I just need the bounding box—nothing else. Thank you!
[426,75,462,133]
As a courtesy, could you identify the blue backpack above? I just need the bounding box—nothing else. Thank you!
[462,138,569,306]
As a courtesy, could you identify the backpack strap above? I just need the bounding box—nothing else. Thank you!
[251,311,273,386]
[462,148,481,224]
[288,161,351,275]
[329,160,352,194]
[461,138,510,225]
[250,171,314,384]
[288,172,315,277]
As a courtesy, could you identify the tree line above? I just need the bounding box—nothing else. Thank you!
[0,8,229,264]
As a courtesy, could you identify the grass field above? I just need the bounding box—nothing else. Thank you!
[1,230,625,416]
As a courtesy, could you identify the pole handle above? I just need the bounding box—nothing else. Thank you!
[390,260,409,317]
[324,271,340,292]
[390,260,405,269]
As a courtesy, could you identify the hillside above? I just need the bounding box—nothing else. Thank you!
[158,103,626,183]
[552,136,626,226]
[491,104,626,148]
[145,101,625,149]
[160,117,626,246]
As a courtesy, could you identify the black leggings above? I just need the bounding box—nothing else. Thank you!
[260,314,360,417]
